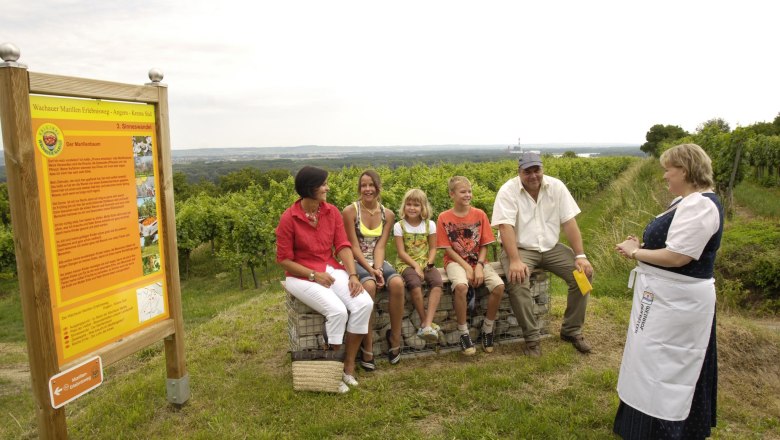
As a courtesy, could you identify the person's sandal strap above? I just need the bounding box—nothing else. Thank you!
[386,329,401,364]
[359,347,376,371]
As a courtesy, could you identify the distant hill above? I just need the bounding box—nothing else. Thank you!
[169,144,640,163]
[0,144,643,183]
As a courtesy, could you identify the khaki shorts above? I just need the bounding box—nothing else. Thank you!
[445,262,504,292]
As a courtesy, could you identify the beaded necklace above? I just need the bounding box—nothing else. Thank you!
[303,203,321,227]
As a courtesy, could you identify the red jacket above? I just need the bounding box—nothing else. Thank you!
[275,200,351,278]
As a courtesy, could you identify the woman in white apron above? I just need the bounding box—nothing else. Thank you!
[614,143,724,439]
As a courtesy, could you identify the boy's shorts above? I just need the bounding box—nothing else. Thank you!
[401,266,444,290]
[445,262,504,292]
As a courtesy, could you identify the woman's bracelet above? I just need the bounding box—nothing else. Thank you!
[631,248,639,260]
[349,273,359,279]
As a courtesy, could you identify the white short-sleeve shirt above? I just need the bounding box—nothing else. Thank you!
[665,192,720,260]
[393,219,437,236]
[491,175,580,252]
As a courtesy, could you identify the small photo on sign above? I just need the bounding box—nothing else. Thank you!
[142,253,161,276]
[136,175,156,198]
[132,135,153,157]
[134,155,154,177]
[136,282,164,323]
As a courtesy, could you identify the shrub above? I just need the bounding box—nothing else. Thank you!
[0,225,15,276]
[717,218,780,313]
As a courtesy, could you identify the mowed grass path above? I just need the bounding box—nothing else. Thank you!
[1,160,779,438]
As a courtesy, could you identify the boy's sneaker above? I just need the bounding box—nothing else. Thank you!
[459,333,476,356]
[480,330,495,353]
[417,326,439,343]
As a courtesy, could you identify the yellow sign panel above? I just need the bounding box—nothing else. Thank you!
[31,95,169,366]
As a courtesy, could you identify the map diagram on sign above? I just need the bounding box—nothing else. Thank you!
[136,282,164,323]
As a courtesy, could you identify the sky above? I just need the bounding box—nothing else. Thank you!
[2,0,779,149]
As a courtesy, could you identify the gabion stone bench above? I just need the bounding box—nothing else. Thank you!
[285,262,551,358]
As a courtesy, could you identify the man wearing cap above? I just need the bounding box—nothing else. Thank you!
[491,152,594,357]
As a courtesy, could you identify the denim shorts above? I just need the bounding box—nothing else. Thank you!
[355,260,401,286]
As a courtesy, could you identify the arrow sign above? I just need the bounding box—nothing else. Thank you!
[49,356,103,409]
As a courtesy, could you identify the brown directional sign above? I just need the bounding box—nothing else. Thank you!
[49,356,103,409]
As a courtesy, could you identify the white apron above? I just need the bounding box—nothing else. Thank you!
[616,262,715,421]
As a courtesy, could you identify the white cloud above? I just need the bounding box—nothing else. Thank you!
[2,0,779,148]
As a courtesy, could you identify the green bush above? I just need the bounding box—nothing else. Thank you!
[717,218,780,313]
[0,225,15,276]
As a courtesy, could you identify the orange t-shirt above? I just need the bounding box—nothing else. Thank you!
[436,207,495,267]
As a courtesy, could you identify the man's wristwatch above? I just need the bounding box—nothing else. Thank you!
[308,271,315,281]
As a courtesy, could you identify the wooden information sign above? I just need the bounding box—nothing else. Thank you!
[0,43,189,439]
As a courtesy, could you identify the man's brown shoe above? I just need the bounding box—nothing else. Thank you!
[523,340,541,358]
[561,334,592,353]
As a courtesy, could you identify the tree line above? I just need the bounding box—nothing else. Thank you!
[640,112,780,210]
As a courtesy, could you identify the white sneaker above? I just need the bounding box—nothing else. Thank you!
[342,373,359,387]
[338,382,350,394]
[417,326,439,343]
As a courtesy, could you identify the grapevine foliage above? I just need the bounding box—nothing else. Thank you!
[177,156,636,285]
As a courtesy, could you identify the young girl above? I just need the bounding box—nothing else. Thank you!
[393,188,443,343]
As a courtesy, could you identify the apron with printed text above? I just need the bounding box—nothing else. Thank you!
[616,262,715,421]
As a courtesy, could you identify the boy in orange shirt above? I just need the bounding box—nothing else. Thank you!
[436,176,505,355]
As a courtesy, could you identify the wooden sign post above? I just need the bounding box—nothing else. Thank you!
[0,43,189,439]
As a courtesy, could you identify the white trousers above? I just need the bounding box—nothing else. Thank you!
[285,265,373,345]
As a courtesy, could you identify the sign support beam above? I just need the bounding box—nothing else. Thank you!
[0,48,68,440]
[146,76,190,405]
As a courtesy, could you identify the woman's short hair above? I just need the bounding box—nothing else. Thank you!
[399,188,433,220]
[294,166,328,198]
[358,169,382,195]
[448,176,471,193]
[660,143,714,189]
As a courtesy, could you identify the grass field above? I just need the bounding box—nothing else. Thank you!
[733,181,780,218]
[1,160,779,439]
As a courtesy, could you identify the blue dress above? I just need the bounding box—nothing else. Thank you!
[613,193,723,440]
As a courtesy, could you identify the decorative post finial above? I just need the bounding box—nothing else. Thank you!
[148,68,164,83]
[0,42,20,61]
[0,42,26,68]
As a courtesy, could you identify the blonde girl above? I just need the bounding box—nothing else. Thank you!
[393,188,443,342]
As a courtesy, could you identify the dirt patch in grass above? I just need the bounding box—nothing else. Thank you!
[0,343,29,389]
[718,315,780,420]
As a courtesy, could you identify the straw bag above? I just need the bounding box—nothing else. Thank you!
[290,350,345,393]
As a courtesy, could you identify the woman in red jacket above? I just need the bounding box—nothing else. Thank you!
[276,166,373,393]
